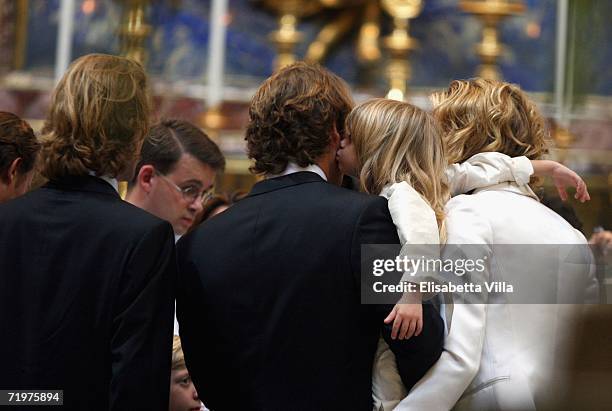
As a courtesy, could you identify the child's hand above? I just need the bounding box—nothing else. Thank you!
[532,160,590,202]
[551,163,590,202]
[384,302,423,340]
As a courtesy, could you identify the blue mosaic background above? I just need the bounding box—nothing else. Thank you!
[22,0,612,95]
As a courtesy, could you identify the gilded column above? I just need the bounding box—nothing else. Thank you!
[460,0,525,80]
[0,0,28,72]
[118,0,152,65]
[262,0,322,71]
[381,0,423,101]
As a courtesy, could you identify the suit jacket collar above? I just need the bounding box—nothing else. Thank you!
[248,171,326,197]
[267,162,328,182]
[44,175,121,199]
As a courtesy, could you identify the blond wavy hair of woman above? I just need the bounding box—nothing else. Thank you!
[39,53,150,180]
[431,78,549,165]
[347,98,450,241]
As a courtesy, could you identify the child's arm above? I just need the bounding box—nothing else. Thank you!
[446,152,532,196]
[447,153,590,202]
[382,182,439,340]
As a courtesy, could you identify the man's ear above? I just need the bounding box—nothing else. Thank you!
[137,165,155,193]
[6,157,22,185]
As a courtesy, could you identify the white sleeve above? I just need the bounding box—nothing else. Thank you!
[383,181,440,245]
[446,152,534,196]
[394,197,492,411]
[383,182,441,298]
[373,182,440,409]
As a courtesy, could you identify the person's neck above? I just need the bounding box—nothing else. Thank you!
[316,154,341,186]
[0,191,10,204]
[0,181,18,203]
[125,189,144,208]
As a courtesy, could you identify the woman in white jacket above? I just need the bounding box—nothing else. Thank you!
[408,182,597,411]
[337,95,592,410]
[401,78,598,411]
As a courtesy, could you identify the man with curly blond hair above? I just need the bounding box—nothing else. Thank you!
[176,62,400,410]
[0,54,176,410]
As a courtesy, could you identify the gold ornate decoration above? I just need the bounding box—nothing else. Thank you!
[357,1,382,63]
[117,0,152,198]
[256,0,429,96]
[459,0,525,81]
[551,123,576,164]
[118,0,152,65]
[305,8,360,63]
[319,0,367,6]
[380,0,423,101]
[199,105,227,147]
[0,0,17,72]
[263,0,323,71]
[5,0,30,70]
[14,0,29,70]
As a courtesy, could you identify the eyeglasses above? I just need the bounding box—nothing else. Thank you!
[154,170,214,204]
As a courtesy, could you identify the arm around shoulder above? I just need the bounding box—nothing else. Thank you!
[446,152,533,196]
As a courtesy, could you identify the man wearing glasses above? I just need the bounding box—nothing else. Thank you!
[127,119,225,239]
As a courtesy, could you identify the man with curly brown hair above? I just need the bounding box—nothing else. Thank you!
[176,62,400,410]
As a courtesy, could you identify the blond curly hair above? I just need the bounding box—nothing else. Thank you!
[39,54,150,180]
[431,78,549,165]
[347,98,450,241]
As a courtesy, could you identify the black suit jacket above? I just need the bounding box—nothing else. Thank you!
[0,175,176,411]
[177,172,400,411]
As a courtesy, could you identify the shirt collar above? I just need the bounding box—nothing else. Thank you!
[87,170,119,193]
[267,162,328,181]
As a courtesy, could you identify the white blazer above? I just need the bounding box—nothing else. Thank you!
[393,182,598,411]
[372,153,534,410]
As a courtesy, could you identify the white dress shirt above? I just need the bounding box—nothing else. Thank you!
[267,162,328,181]
[88,171,119,193]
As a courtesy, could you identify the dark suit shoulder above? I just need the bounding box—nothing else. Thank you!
[0,185,172,238]
[105,197,171,231]
[183,179,390,251]
[299,179,390,217]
